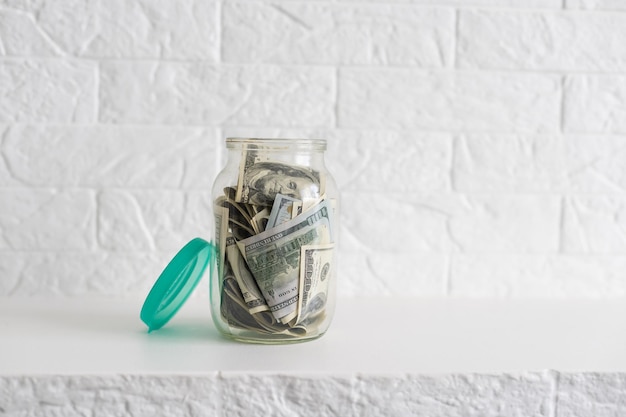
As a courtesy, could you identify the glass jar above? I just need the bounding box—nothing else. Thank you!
[210,138,339,344]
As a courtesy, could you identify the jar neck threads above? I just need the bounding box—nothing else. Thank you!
[226,138,327,152]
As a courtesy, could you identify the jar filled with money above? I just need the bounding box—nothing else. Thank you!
[211,138,339,344]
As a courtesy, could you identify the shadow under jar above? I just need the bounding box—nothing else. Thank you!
[210,138,340,344]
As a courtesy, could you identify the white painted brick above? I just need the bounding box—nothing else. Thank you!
[0,373,558,415]
[0,125,218,188]
[0,8,61,56]
[567,0,626,10]
[220,67,333,125]
[0,59,96,123]
[7,373,626,417]
[344,193,560,255]
[449,195,561,253]
[450,254,626,297]
[327,130,452,193]
[564,134,626,194]
[0,189,95,250]
[353,373,552,417]
[0,1,44,12]
[219,374,353,417]
[459,10,626,71]
[97,190,213,252]
[451,132,626,194]
[0,251,172,296]
[223,3,453,66]
[454,134,566,193]
[99,61,235,125]
[0,0,95,58]
[338,251,446,297]
[363,252,446,296]
[336,191,448,297]
[100,62,334,126]
[564,75,626,134]
[341,192,454,254]
[562,196,626,253]
[32,0,218,59]
[339,69,560,132]
[556,374,626,417]
[0,375,219,416]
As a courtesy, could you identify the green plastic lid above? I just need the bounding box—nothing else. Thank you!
[140,238,213,332]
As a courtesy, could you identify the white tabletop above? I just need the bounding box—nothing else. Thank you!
[2,296,626,375]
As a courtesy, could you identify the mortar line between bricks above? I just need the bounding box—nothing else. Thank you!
[3,187,626,197]
[0,123,556,134]
[0,122,618,137]
[3,122,626,137]
[61,124,571,135]
[559,75,566,134]
[4,56,626,73]
[549,371,561,417]
[97,60,626,73]
[216,371,224,417]
[10,55,626,74]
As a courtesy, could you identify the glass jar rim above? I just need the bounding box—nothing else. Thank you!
[226,137,327,151]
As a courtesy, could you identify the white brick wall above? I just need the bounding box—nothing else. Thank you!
[4,372,626,416]
[1,0,626,298]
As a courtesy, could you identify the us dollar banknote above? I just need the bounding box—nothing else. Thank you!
[221,264,307,336]
[236,201,333,324]
[251,208,270,234]
[235,143,323,206]
[225,235,269,314]
[214,203,229,279]
[297,244,334,325]
[266,193,301,230]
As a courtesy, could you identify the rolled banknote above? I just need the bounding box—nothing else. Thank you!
[266,193,301,230]
[251,208,270,234]
[214,204,229,279]
[225,235,269,314]
[297,243,334,325]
